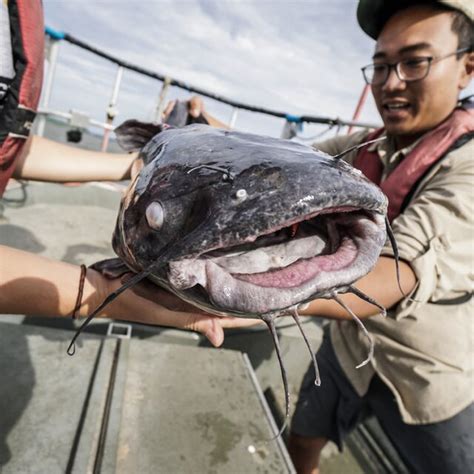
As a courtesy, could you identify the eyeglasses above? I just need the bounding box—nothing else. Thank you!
[361,47,470,86]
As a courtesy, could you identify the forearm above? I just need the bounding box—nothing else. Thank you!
[0,245,261,347]
[202,111,230,129]
[0,245,104,318]
[299,256,417,320]
[13,135,136,182]
[0,245,176,323]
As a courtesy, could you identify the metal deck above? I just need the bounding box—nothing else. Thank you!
[0,322,294,473]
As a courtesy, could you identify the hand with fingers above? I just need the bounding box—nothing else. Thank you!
[108,272,264,347]
[162,96,230,129]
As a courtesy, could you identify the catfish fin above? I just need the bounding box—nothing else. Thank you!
[114,120,166,152]
[90,258,132,279]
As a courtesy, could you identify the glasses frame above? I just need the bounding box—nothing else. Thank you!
[361,47,471,86]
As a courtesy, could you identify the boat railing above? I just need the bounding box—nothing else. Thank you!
[38,26,377,151]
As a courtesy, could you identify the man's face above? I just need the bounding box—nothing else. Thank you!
[372,5,472,140]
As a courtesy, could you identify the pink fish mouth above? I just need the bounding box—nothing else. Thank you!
[167,208,386,316]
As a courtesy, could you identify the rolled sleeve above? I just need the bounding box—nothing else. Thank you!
[313,130,369,160]
[380,147,473,319]
[382,235,443,318]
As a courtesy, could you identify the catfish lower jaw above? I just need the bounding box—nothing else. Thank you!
[168,210,386,316]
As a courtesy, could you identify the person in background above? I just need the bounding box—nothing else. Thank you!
[0,0,255,346]
[176,1,473,472]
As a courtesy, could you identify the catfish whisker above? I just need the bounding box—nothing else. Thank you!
[291,307,321,386]
[332,136,387,160]
[332,294,374,369]
[67,269,152,355]
[385,217,421,304]
[261,313,289,441]
[347,285,387,317]
[385,217,405,297]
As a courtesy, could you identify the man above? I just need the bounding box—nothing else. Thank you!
[174,1,473,471]
[287,1,473,473]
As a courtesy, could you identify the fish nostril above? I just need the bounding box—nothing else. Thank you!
[146,202,165,230]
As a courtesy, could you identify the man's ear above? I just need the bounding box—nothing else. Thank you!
[459,52,474,90]
[114,120,166,152]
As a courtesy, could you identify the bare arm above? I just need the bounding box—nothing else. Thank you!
[299,256,416,320]
[13,135,137,182]
[201,110,230,129]
[0,245,257,346]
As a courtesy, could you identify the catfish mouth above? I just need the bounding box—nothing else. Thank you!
[168,207,386,316]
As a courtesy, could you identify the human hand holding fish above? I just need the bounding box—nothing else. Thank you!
[116,271,264,346]
[0,245,261,349]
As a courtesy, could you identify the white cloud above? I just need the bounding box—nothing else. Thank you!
[42,0,383,138]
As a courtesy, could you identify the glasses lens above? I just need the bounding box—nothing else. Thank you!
[363,64,388,85]
[398,58,430,81]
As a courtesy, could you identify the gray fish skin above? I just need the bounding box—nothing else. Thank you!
[113,122,388,317]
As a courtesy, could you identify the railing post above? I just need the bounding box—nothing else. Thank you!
[229,107,239,129]
[101,65,124,152]
[154,77,172,123]
[37,35,61,136]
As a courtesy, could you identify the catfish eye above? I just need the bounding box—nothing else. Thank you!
[146,202,165,230]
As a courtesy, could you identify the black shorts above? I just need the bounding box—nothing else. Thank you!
[291,326,474,473]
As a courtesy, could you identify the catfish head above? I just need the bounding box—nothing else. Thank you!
[112,121,388,318]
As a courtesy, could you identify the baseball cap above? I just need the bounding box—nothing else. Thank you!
[357,0,474,39]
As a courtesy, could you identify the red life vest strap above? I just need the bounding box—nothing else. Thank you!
[0,0,44,196]
[353,107,474,222]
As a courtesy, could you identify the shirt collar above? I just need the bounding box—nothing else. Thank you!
[368,132,424,166]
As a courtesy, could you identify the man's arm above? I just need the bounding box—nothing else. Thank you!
[299,255,416,319]
[13,135,137,182]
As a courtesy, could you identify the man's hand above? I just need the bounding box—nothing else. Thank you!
[163,96,230,129]
[162,96,205,122]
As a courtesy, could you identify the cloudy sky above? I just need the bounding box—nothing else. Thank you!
[41,0,471,139]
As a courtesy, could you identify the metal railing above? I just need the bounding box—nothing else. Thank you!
[37,26,378,151]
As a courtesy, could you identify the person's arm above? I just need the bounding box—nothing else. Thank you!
[0,245,258,346]
[201,111,230,129]
[163,96,230,129]
[298,255,416,320]
[13,135,137,182]
[313,129,372,162]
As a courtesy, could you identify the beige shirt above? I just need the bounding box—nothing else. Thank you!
[314,130,474,424]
